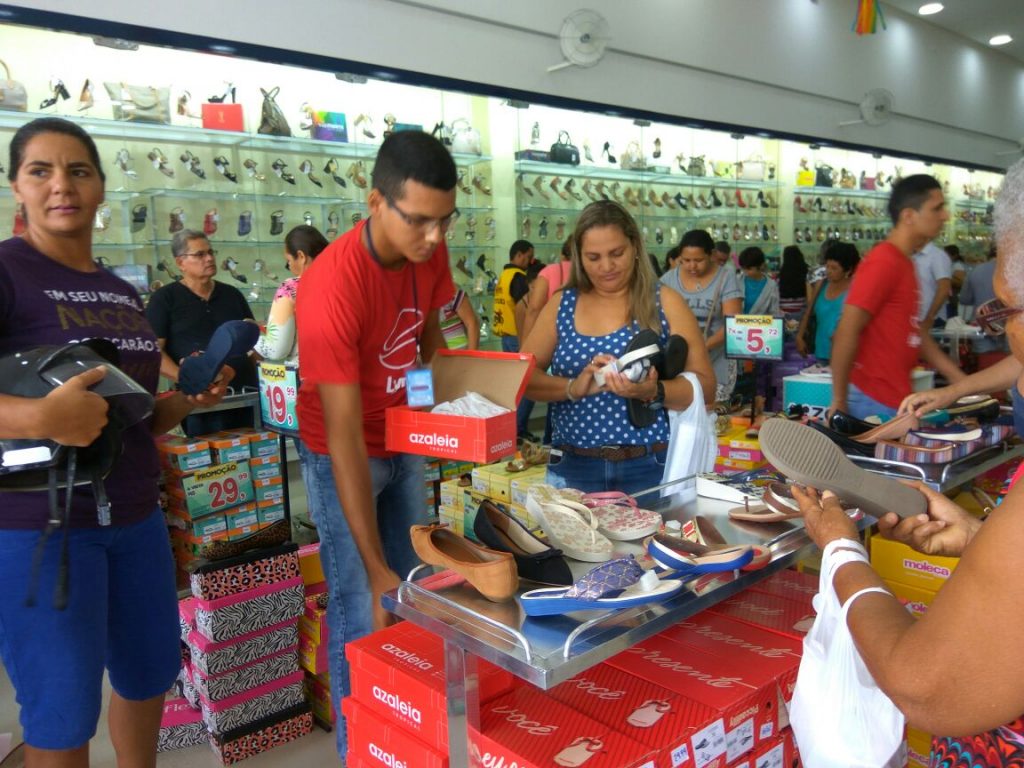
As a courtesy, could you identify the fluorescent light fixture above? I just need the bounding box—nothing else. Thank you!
[92,36,139,51]
[989,34,1013,46]
[208,44,236,54]
[917,3,943,15]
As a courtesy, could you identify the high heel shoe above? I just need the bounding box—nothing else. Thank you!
[532,175,551,201]
[346,161,367,188]
[709,188,723,208]
[485,216,496,241]
[538,217,549,239]
[697,193,710,209]
[299,160,323,187]
[114,149,138,179]
[764,192,777,208]
[177,90,201,118]
[623,187,639,207]
[382,113,397,139]
[354,113,376,139]
[757,191,769,208]
[564,178,583,201]
[207,83,236,104]
[518,173,533,197]
[676,153,687,173]
[39,78,70,109]
[221,257,247,284]
[673,192,688,210]
[213,156,238,183]
[78,79,93,111]
[649,189,663,207]
[583,140,594,162]
[550,176,568,201]
[609,182,623,203]
[555,216,567,240]
[457,170,473,195]
[324,158,347,187]
[298,103,314,132]
[522,217,532,238]
[243,158,265,182]
[662,192,676,209]
[180,151,206,179]
[272,158,296,185]
[652,138,661,159]
[326,210,340,239]
[473,174,492,196]
[723,189,735,208]
[602,142,617,164]
[794,195,807,213]
[735,189,746,208]
[594,181,609,201]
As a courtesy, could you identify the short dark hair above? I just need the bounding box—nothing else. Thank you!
[510,240,534,259]
[713,240,730,255]
[738,247,766,270]
[664,245,681,272]
[943,244,961,261]
[370,131,456,200]
[285,225,329,260]
[887,174,942,226]
[8,117,105,183]
[679,229,714,254]
[526,260,545,282]
[824,241,861,274]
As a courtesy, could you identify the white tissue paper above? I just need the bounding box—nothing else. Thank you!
[430,391,509,417]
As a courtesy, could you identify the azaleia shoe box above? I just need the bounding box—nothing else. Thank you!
[347,621,514,751]
[547,662,720,768]
[607,636,777,766]
[746,568,817,604]
[385,349,534,463]
[470,685,656,768]
[343,697,449,768]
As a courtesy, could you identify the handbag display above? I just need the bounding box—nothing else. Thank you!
[738,156,766,181]
[815,164,835,188]
[619,140,648,170]
[450,118,482,155]
[258,87,292,137]
[549,131,580,166]
[687,155,707,177]
[0,58,27,112]
[711,159,733,178]
[103,82,171,124]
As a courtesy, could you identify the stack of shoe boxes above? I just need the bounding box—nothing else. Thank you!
[715,425,769,475]
[229,428,288,530]
[871,535,960,761]
[295,543,334,728]
[436,461,546,540]
[181,543,311,763]
[342,621,515,768]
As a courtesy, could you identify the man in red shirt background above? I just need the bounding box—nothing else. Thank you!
[829,174,964,419]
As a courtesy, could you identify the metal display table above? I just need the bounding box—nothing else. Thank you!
[851,440,1024,493]
[382,489,825,766]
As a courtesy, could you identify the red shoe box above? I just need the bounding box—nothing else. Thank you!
[347,622,514,751]
[747,568,818,604]
[607,635,777,765]
[202,103,244,132]
[342,697,448,768]
[706,590,815,642]
[470,686,655,768]
[548,662,721,768]
[658,612,802,713]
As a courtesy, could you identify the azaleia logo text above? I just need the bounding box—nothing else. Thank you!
[369,743,407,767]
[381,643,433,670]
[409,433,459,449]
[373,685,422,724]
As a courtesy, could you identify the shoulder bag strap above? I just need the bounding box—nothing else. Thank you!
[703,268,726,340]
[0,59,10,80]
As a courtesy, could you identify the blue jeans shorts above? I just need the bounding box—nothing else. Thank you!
[0,508,180,750]
[546,448,667,496]
[847,382,899,421]
[297,444,428,758]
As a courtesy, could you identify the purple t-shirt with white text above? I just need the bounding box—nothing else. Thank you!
[0,237,161,529]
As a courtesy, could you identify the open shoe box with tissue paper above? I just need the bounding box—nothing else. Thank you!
[386,349,533,463]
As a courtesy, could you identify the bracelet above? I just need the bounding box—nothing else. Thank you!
[566,377,578,402]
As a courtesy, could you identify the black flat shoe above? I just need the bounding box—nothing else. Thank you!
[653,334,689,381]
[806,419,875,458]
[828,409,875,436]
[473,500,572,587]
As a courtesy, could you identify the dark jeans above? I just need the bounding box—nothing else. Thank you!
[501,335,535,436]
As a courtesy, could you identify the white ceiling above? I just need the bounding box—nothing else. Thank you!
[884,0,1024,64]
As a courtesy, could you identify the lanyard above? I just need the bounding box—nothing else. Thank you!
[365,218,422,364]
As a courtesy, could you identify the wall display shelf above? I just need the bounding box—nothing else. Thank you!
[790,185,905,248]
[950,197,995,258]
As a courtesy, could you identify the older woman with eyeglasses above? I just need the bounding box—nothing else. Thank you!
[145,229,257,434]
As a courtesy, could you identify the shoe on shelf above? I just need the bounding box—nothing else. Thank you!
[410,523,518,602]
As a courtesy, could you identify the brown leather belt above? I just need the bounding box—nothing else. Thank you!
[556,443,669,462]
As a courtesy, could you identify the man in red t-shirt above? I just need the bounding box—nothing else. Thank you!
[830,175,964,419]
[295,131,456,758]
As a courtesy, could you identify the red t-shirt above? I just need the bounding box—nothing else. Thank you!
[296,220,454,456]
[845,241,921,408]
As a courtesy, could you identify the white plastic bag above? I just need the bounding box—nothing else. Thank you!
[789,550,906,767]
[660,372,716,500]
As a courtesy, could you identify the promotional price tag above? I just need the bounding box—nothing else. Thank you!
[180,461,255,518]
[724,315,784,361]
[258,362,300,436]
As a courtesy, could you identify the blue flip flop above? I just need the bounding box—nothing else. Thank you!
[178,320,260,395]
[519,555,683,617]
[646,534,754,577]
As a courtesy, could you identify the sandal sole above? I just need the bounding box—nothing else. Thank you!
[758,419,927,519]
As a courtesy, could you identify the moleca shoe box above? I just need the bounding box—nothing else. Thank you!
[158,435,213,473]
[870,535,958,592]
[386,350,533,463]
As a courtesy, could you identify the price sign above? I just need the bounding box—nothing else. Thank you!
[180,461,254,518]
[258,362,300,436]
[724,315,784,361]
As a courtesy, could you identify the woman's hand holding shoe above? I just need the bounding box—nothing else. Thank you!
[602,365,659,402]
[569,353,614,400]
[792,486,859,549]
[182,364,236,409]
[898,386,959,417]
[876,482,981,558]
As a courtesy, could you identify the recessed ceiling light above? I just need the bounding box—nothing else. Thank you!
[990,34,1013,46]
[918,3,943,15]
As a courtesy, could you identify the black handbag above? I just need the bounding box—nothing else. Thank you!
[815,164,834,188]
[258,87,292,137]
[549,131,580,165]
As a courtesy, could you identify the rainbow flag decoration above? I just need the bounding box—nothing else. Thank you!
[853,0,887,35]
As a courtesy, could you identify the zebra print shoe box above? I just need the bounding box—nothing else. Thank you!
[193,577,304,643]
[192,645,300,703]
[200,670,307,733]
[189,620,299,678]
[158,694,207,752]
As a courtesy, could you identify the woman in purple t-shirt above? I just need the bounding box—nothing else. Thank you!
[0,118,232,765]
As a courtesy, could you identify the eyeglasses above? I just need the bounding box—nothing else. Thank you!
[182,249,217,259]
[975,298,1024,335]
[385,197,459,233]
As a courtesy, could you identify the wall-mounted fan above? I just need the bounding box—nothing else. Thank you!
[547,9,611,73]
[839,89,895,127]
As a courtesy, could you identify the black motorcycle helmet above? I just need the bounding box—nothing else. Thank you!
[0,339,154,608]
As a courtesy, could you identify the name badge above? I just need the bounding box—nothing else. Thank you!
[405,368,435,408]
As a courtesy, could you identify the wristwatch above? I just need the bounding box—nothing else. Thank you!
[646,380,665,411]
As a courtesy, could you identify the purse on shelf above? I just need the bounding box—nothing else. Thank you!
[103,82,171,124]
[738,155,766,181]
[549,130,580,165]
[687,155,707,177]
[0,59,27,112]
[620,140,648,170]
[815,164,835,188]
[712,159,733,178]
[450,118,482,155]
[258,86,292,137]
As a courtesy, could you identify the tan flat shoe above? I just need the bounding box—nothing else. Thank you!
[410,524,518,602]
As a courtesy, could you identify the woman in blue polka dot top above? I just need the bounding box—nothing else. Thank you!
[522,201,715,494]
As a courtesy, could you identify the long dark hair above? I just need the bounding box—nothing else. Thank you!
[8,117,105,183]
[285,225,329,259]
[778,245,808,299]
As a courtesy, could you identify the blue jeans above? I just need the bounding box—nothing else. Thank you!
[297,444,427,758]
[847,382,898,421]
[501,335,535,436]
[546,449,667,496]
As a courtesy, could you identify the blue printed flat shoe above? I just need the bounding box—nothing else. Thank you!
[645,534,753,576]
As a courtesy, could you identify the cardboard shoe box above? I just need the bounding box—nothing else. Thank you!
[870,535,958,592]
[707,590,815,642]
[385,349,533,463]
[343,696,448,768]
